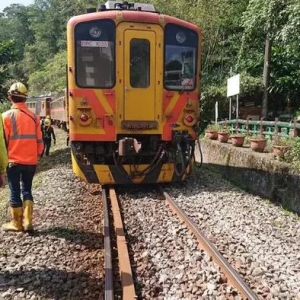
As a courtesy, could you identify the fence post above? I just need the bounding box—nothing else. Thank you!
[260,118,263,135]
[274,118,278,136]
[246,118,250,135]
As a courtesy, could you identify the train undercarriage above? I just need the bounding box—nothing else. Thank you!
[70,132,195,185]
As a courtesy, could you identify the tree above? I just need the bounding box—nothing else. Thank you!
[0,40,17,102]
[238,0,300,117]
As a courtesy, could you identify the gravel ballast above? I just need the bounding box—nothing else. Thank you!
[165,168,300,300]
[1,128,300,299]
[0,130,104,300]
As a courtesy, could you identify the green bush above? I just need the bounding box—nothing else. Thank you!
[0,101,10,114]
[285,138,300,172]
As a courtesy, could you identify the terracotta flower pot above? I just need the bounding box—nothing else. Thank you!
[272,145,291,158]
[230,135,245,147]
[218,132,229,143]
[205,130,218,140]
[250,138,267,152]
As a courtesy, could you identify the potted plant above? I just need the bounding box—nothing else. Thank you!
[205,123,220,140]
[230,133,246,147]
[272,136,293,158]
[217,125,230,143]
[250,134,268,152]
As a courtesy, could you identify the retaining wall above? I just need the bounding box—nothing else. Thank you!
[195,139,300,214]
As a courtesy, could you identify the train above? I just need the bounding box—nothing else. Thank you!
[28,1,202,185]
[67,1,202,185]
[26,92,68,131]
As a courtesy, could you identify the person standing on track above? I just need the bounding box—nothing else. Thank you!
[41,118,56,156]
[2,82,44,232]
[0,114,8,188]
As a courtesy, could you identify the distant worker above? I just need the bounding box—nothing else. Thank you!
[2,82,44,232]
[41,118,56,156]
[0,114,8,188]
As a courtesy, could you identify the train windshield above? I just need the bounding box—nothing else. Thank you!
[164,24,198,91]
[75,20,115,88]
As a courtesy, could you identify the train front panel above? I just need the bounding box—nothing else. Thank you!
[67,3,201,185]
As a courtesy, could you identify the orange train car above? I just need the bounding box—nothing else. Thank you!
[67,1,202,185]
[26,97,51,118]
[50,91,68,130]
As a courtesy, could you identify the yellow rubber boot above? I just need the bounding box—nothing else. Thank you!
[2,207,23,232]
[23,200,34,232]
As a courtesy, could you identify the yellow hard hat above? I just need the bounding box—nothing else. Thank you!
[44,119,51,126]
[8,82,28,98]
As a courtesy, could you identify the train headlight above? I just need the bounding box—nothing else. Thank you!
[176,31,187,44]
[186,115,194,123]
[183,113,197,126]
[78,109,92,126]
[89,27,101,38]
[80,113,89,122]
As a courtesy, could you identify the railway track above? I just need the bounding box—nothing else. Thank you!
[102,187,136,300]
[102,185,258,299]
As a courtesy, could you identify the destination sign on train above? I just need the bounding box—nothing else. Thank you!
[80,41,108,47]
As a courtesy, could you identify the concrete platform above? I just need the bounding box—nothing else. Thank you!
[195,139,300,214]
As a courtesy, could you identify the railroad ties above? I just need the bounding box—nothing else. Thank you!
[103,185,258,299]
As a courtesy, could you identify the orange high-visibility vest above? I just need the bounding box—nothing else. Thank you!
[2,103,44,165]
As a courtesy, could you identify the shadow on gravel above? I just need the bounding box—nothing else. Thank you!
[37,148,71,174]
[0,268,103,300]
[33,227,103,250]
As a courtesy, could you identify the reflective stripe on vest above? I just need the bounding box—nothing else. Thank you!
[8,111,38,141]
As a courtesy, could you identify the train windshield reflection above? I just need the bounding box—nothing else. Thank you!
[165,46,196,90]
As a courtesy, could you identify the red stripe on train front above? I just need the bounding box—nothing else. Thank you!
[71,89,108,116]
[70,88,116,141]
[162,93,188,140]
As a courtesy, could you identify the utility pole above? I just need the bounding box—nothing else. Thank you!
[262,35,271,119]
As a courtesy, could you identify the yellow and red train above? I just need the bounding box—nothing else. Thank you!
[67,1,202,185]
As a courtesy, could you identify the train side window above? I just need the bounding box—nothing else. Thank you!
[164,24,198,91]
[75,20,115,88]
[130,39,150,88]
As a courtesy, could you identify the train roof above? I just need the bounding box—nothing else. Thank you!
[26,97,51,102]
[68,8,201,34]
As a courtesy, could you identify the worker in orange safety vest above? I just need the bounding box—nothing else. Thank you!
[2,82,44,232]
[0,114,8,188]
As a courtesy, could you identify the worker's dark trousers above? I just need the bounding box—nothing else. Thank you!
[7,164,36,207]
[42,139,51,156]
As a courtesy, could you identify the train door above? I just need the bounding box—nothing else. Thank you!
[123,30,156,120]
[36,101,41,115]
[45,98,51,117]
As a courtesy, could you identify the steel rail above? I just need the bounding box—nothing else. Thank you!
[109,187,136,299]
[162,190,258,300]
[102,188,113,300]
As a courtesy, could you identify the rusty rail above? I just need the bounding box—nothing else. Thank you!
[162,189,258,300]
[102,188,113,300]
[109,187,136,299]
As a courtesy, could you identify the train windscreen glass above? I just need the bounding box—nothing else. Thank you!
[75,20,115,88]
[130,39,150,88]
[164,24,198,91]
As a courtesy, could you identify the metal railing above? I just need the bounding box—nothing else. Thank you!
[218,118,300,138]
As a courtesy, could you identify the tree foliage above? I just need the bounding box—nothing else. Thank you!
[0,0,299,117]
[0,40,17,102]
